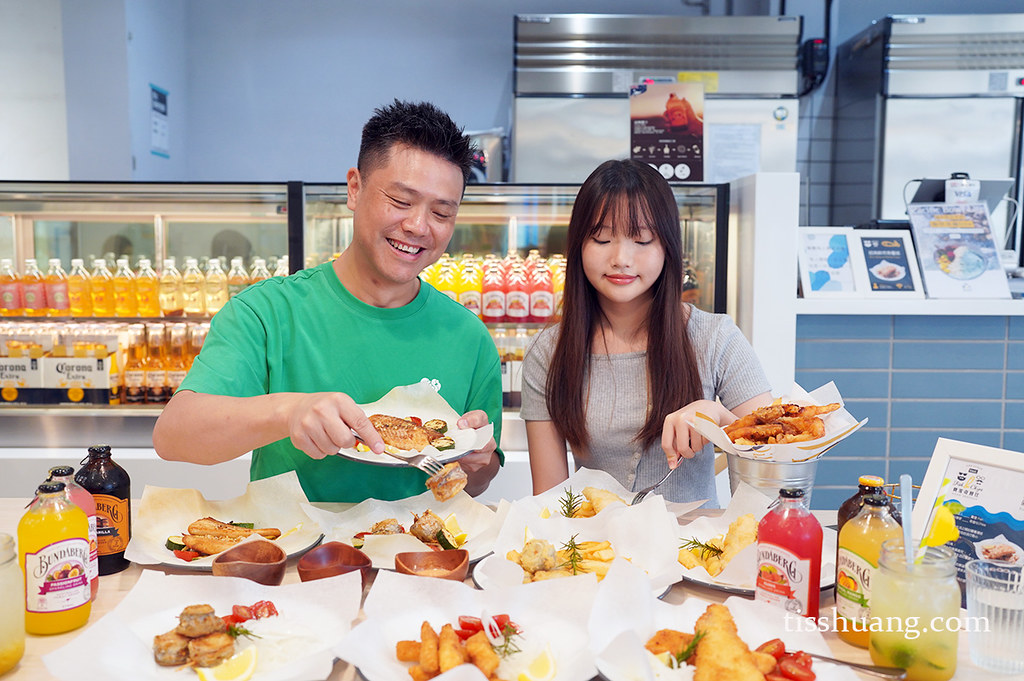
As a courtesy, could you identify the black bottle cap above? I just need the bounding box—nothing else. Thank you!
[780,488,806,498]
[48,465,75,478]
[38,481,66,494]
[88,444,112,456]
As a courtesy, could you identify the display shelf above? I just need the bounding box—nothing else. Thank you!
[795,297,1023,316]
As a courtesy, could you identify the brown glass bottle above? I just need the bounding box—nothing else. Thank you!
[74,445,131,574]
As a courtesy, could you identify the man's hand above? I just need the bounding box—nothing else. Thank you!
[453,409,499,495]
[287,392,385,459]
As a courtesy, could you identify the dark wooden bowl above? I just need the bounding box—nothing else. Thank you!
[297,541,372,586]
[211,539,286,586]
[394,549,469,581]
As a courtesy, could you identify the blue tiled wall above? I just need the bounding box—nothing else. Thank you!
[795,315,1024,509]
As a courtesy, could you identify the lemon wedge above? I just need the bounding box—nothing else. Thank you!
[518,645,555,681]
[443,513,468,547]
[523,525,534,543]
[922,504,960,547]
[539,507,551,519]
[653,651,672,668]
[196,646,257,681]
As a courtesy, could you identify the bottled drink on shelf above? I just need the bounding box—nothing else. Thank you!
[165,323,189,393]
[227,257,249,297]
[74,445,131,575]
[18,481,91,634]
[112,258,138,317]
[835,494,903,648]
[434,262,458,301]
[47,465,99,601]
[505,264,530,324]
[134,258,161,317]
[67,258,92,317]
[21,258,47,317]
[273,255,289,277]
[551,256,566,320]
[249,258,271,285]
[158,258,184,317]
[187,323,209,368]
[528,264,554,323]
[457,257,482,318]
[44,259,70,316]
[203,258,229,315]
[107,341,121,405]
[89,259,115,317]
[0,258,22,316]
[181,258,206,317]
[121,324,147,405]
[755,487,823,620]
[481,263,506,325]
[143,323,169,404]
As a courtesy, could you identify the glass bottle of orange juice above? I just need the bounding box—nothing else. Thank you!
[18,481,92,635]
[67,258,92,317]
[0,533,24,674]
[835,494,903,647]
[90,259,115,317]
[44,259,70,316]
[112,258,138,317]
[20,258,47,317]
[135,258,161,317]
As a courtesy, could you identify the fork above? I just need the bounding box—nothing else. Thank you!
[631,466,677,505]
[349,429,445,476]
[804,652,906,679]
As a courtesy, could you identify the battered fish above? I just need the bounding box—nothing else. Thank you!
[187,517,282,540]
[369,414,443,452]
[153,629,191,666]
[693,604,764,681]
[426,462,467,501]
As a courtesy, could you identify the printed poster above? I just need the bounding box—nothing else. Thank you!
[797,228,859,297]
[934,458,1024,607]
[907,202,1011,299]
[629,81,704,182]
[857,232,923,297]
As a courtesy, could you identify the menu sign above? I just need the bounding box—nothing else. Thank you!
[629,81,704,182]
[915,439,1024,607]
[907,202,1011,299]
[854,230,924,298]
[797,227,859,297]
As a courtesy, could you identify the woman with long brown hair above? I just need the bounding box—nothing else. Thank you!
[521,159,771,506]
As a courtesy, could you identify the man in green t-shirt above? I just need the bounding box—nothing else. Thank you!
[153,101,502,502]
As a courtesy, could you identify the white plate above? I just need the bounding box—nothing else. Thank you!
[159,533,324,572]
[975,534,1024,565]
[472,554,672,599]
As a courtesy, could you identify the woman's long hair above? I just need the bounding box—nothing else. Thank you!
[545,159,702,453]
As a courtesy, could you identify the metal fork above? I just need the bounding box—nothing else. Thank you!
[631,467,677,505]
[381,449,445,476]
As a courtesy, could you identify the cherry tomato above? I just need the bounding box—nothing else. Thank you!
[765,673,789,681]
[457,616,483,632]
[779,658,816,681]
[172,549,200,562]
[491,614,517,632]
[792,651,813,669]
[408,416,423,427]
[251,600,278,618]
[756,638,787,660]
[222,614,243,627]
[232,605,253,622]
[455,628,477,641]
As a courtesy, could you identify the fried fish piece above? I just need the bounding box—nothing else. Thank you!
[410,510,445,544]
[582,486,626,514]
[645,628,696,664]
[153,629,191,666]
[438,623,467,673]
[396,640,421,662]
[175,604,228,638]
[693,604,764,681]
[187,632,235,668]
[465,631,500,678]
[369,414,443,452]
[187,517,282,540]
[418,620,440,676]
[426,462,468,502]
[370,518,404,535]
[180,534,243,556]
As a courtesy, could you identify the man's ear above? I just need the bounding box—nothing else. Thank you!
[346,167,361,210]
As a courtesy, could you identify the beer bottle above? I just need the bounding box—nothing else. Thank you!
[74,445,131,574]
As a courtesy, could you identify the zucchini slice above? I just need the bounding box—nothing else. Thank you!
[433,436,455,451]
[165,535,185,551]
[424,419,448,434]
[435,528,459,551]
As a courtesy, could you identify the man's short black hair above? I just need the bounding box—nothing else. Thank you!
[358,100,475,186]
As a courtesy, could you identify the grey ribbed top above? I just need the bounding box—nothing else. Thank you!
[520,307,770,508]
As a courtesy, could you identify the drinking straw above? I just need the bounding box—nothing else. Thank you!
[900,474,914,568]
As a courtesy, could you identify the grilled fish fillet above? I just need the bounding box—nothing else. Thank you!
[426,462,468,501]
[693,604,765,681]
[187,517,282,540]
[181,534,244,555]
[369,414,443,452]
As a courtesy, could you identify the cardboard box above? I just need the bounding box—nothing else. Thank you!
[41,355,112,405]
[0,355,45,405]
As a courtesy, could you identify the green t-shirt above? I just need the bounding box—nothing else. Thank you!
[178,261,503,502]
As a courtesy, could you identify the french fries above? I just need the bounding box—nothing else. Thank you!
[396,621,504,680]
[554,486,626,518]
[723,401,839,445]
[678,513,757,576]
[507,537,617,582]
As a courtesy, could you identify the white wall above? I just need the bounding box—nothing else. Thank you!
[0,0,69,180]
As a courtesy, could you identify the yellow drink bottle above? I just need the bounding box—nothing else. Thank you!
[20,258,47,317]
[67,258,92,317]
[112,258,138,317]
[90,259,115,317]
[227,257,249,298]
[835,494,903,647]
[44,259,69,316]
[18,481,91,635]
[158,258,184,317]
[248,258,271,285]
[181,258,206,317]
[203,258,229,315]
[135,258,161,317]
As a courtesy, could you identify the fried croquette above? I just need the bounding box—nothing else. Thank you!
[175,604,227,638]
[152,629,191,666]
[519,538,557,573]
[187,632,236,668]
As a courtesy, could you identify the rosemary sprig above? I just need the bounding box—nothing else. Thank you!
[673,630,705,666]
[492,622,522,657]
[560,534,584,575]
[558,488,584,518]
[226,623,260,640]
[679,537,723,560]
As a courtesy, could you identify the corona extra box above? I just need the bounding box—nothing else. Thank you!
[0,355,45,404]
[41,355,112,405]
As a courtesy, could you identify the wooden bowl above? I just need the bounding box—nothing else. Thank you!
[297,541,372,586]
[211,539,286,586]
[394,549,469,581]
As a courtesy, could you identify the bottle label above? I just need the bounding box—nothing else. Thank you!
[755,541,812,616]
[482,290,506,321]
[23,537,90,613]
[166,369,188,391]
[506,291,529,319]
[0,282,22,308]
[459,290,481,316]
[123,369,145,403]
[86,516,98,583]
[22,283,46,310]
[46,282,69,309]
[836,548,875,620]
[530,290,554,318]
[93,494,130,555]
[144,369,168,402]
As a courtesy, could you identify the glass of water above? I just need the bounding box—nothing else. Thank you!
[966,559,1024,674]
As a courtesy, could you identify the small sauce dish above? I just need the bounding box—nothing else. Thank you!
[211,538,286,586]
[297,541,372,586]
[394,549,469,581]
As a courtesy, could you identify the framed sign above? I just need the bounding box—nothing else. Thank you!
[629,81,705,182]
[851,229,925,298]
[797,227,862,297]
[913,438,1024,607]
